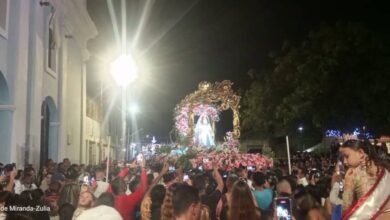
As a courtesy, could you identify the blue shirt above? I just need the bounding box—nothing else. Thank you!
[253,188,273,211]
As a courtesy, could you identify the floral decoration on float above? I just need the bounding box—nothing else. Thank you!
[174,104,219,137]
[153,132,274,171]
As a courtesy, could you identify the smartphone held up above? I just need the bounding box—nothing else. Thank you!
[275,197,292,220]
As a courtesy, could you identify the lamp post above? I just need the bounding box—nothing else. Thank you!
[128,103,140,160]
[298,126,304,151]
[110,54,138,161]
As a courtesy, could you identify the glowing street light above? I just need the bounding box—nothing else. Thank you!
[129,103,140,114]
[110,54,139,87]
[110,53,139,161]
[298,126,304,151]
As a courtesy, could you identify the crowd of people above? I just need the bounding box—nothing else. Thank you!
[0,139,389,220]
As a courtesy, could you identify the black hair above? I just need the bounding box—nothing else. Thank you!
[304,185,322,204]
[172,184,200,217]
[252,172,266,186]
[150,185,166,220]
[162,172,175,184]
[341,139,390,171]
[95,192,115,207]
[294,191,320,217]
[94,166,104,173]
[58,203,75,220]
[5,214,33,220]
[0,191,11,203]
[111,177,127,195]
[316,177,331,198]
[4,164,15,172]
[23,166,35,174]
[64,166,79,180]
[191,174,208,193]
[128,178,140,193]
[49,181,61,194]
[226,174,239,190]
[147,173,155,186]
[31,188,44,201]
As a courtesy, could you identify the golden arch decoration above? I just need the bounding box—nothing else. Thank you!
[174,80,241,145]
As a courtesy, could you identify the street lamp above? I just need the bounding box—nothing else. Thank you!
[129,103,140,114]
[110,53,139,161]
[110,54,138,87]
[298,126,304,151]
[128,103,140,160]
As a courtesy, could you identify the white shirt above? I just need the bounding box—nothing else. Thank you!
[40,179,49,192]
[298,177,309,187]
[93,180,110,198]
[14,179,37,194]
[329,182,343,205]
[0,212,6,220]
[247,179,255,191]
[76,205,122,220]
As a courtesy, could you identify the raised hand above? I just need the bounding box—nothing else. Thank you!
[10,167,17,179]
[212,158,218,170]
[127,160,138,169]
[0,175,6,183]
[161,162,169,174]
[141,154,146,168]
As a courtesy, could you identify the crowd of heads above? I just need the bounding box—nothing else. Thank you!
[0,138,389,220]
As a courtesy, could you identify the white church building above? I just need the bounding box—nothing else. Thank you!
[0,0,117,168]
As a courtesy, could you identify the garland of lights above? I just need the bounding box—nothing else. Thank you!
[325,128,373,139]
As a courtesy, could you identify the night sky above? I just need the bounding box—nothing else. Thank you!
[86,0,389,142]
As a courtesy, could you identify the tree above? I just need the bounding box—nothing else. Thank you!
[242,22,390,138]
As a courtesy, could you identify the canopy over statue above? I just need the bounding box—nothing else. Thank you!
[174,80,241,146]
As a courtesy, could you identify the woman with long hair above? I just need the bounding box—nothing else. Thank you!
[228,180,261,220]
[160,183,179,220]
[216,174,239,220]
[340,139,390,219]
[150,185,166,220]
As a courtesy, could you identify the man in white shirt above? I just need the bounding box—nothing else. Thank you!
[78,192,122,220]
[14,173,37,194]
[93,167,109,198]
[297,167,309,187]
[77,205,122,220]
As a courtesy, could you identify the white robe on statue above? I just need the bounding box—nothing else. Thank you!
[194,115,215,147]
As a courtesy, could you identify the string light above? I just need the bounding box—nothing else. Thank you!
[325,128,373,139]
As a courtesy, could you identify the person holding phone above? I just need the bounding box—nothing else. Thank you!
[1,167,17,192]
[216,174,239,220]
[112,155,147,220]
[275,197,292,220]
[192,159,224,220]
[140,162,169,220]
[329,161,343,207]
[93,167,110,198]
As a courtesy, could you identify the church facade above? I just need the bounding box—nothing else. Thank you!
[0,0,114,168]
